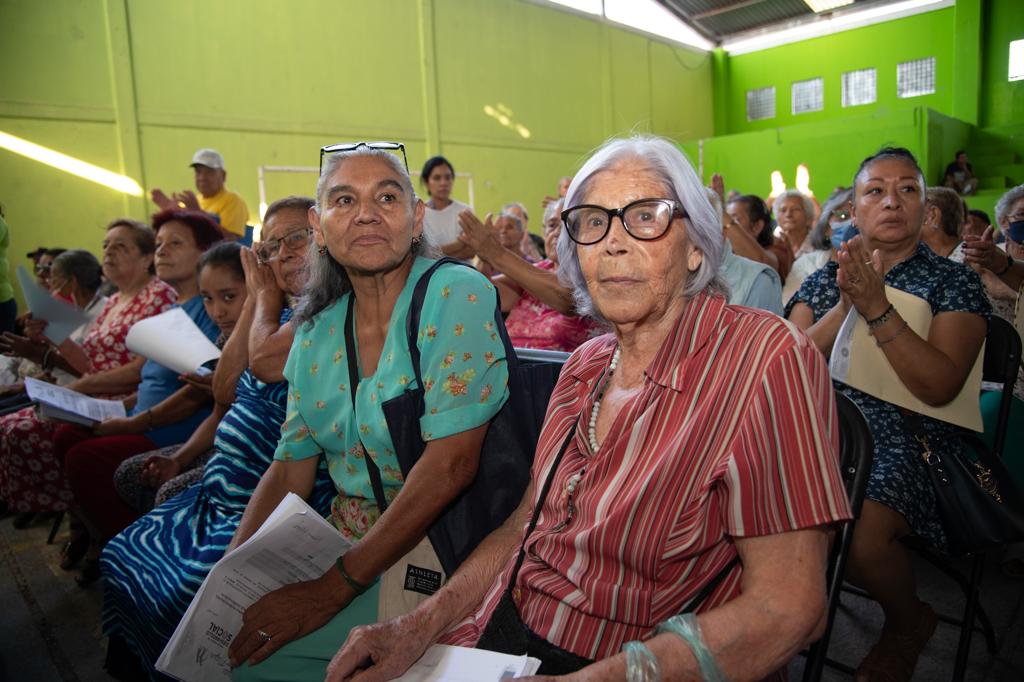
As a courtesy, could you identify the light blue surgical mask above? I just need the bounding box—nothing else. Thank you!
[830,221,858,250]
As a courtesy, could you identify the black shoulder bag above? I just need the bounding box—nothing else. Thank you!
[354,258,563,576]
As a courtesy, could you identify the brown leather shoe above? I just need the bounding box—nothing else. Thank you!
[855,602,938,682]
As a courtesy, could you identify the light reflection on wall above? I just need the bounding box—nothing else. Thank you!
[483,104,531,139]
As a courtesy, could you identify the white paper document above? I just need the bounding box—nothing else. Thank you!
[24,377,126,426]
[156,493,353,682]
[830,286,984,431]
[392,644,541,681]
[15,265,91,344]
[126,307,221,375]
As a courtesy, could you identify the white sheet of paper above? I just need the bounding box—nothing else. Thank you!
[393,644,541,681]
[126,307,221,375]
[829,286,984,431]
[156,494,352,682]
[15,266,91,344]
[24,376,126,423]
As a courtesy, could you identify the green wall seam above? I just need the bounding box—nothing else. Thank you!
[952,0,982,125]
[102,0,146,217]
[417,0,442,158]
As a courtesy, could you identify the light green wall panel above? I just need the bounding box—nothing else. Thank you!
[719,8,956,135]
[434,0,608,149]
[649,41,714,142]
[608,29,654,135]
[683,109,925,202]
[127,0,426,139]
[1,118,128,306]
[0,0,115,120]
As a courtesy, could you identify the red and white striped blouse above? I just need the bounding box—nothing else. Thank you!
[442,291,852,665]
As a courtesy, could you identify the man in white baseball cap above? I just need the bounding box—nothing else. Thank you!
[150,148,251,239]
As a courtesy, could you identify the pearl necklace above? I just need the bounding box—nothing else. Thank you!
[587,345,621,453]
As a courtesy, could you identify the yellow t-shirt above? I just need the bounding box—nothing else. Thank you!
[198,188,250,238]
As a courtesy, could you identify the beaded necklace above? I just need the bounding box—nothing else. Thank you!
[551,345,621,533]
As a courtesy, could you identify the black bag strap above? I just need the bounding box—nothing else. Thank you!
[403,258,520,398]
[344,294,390,516]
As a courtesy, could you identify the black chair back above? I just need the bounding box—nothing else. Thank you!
[802,392,874,682]
[982,316,1022,458]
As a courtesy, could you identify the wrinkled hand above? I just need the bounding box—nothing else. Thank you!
[962,226,1006,273]
[179,371,214,395]
[172,189,201,211]
[230,579,348,669]
[150,188,177,210]
[325,610,436,682]
[241,247,282,302]
[836,236,888,320]
[140,454,181,488]
[0,332,47,363]
[457,210,503,262]
[93,415,142,437]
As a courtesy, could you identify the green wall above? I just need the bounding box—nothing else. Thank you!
[979,0,1024,128]
[717,8,957,135]
[0,0,713,304]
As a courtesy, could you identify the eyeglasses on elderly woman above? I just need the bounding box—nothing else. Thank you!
[256,227,314,263]
[319,141,408,174]
[560,198,688,245]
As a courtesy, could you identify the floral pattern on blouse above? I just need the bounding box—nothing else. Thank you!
[275,257,510,540]
[81,278,177,377]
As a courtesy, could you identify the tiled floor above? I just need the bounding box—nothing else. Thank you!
[2,514,1023,682]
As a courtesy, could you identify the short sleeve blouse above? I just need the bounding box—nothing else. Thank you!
[80,277,177,378]
[275,257,510,540]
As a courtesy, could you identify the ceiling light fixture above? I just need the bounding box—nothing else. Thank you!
[0,130,144,196]
[804,0,855,12]
[724,0,951,55]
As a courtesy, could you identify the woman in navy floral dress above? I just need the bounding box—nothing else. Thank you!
[787,148,989,682]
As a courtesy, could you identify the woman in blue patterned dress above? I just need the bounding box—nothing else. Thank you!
[100,197,334,680]
[787,148,990,682]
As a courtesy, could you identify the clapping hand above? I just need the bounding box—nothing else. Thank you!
[457,210,503,263]
[962,226,1008,273]
[171,190,201,211]
[836,236,888,320]
[150,188,177,211]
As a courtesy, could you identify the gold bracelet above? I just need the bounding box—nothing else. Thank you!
[875,320,910,346]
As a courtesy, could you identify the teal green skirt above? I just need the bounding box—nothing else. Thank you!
[232,582,380,682]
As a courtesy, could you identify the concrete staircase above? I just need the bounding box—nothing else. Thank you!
[964,126,1024,221]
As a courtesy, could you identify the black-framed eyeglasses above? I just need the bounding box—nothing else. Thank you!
[256,227,314,263]
[319,141,408,175]
[35,263,52,274]
[561,198,687,245]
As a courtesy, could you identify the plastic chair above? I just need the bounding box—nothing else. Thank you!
[801,392,875,682]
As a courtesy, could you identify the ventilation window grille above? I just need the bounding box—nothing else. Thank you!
[897,57,936,98]
[792,77,824,114]
[842,68,877,107]
[747,86,776,121]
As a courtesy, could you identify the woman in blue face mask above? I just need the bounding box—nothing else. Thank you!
[783,188,855,304]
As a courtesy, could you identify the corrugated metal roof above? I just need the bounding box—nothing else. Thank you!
[657,0,877,43]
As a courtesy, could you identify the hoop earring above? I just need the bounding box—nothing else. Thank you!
[411,236,421,248]
[318,246,327,256]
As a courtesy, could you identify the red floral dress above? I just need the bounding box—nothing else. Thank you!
[503,260,603,353]
[0,278,176,512]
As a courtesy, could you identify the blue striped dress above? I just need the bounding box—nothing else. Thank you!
[99,365,336,676]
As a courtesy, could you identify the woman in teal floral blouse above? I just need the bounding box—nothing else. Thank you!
[227,144,509,682]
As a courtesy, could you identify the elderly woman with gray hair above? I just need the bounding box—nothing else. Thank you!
[783,188,856,301]
[328,135,851,682]
[227,143,510,681]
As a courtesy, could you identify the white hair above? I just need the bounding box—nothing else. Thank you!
[501,201,529,222]
[995,184,1024,226]
[543,197,564,224]
[774,189,816,222]
[555,135,726,321]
